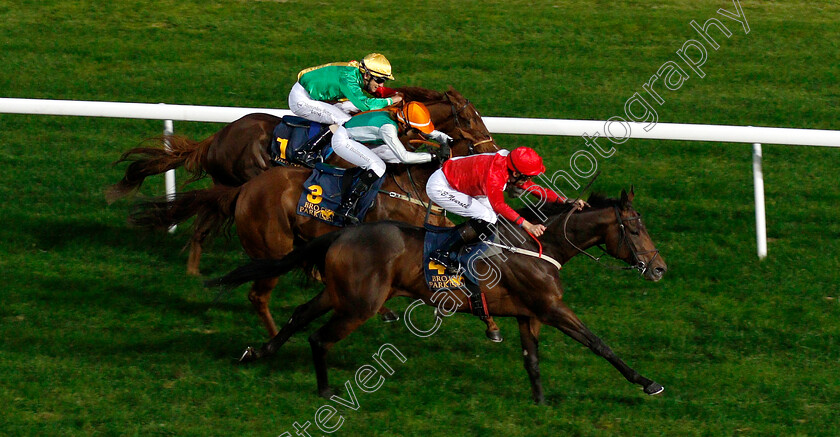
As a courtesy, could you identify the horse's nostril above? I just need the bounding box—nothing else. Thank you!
[654,267,666,276]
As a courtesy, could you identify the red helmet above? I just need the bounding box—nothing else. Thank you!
[507,147,546,176]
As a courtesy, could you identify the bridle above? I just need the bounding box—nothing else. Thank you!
[444,92,496,154]
[611,205,660,275]
[559,204,660,276]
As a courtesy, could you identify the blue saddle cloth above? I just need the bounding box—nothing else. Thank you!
[422,224,493,291]
[296,163,385,227]
[270,115,333,167]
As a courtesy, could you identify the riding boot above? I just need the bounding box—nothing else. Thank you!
[335,169,379,224]
[429,219,492,270]
[294,125,333,166]
[464,280,489,320]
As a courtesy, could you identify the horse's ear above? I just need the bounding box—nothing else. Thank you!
[446,86,463,100]
[620,189,630,206]
[628,185,635,202]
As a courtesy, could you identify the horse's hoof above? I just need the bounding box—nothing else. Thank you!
[644,382,664,395]
[318,388,335,399]
[239,346,257,363]
[486,329,503,343]
[379,310,400,323]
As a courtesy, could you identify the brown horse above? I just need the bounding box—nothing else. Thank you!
[129,144,503,340]
[110,87,497,275]
[206,189,668,403]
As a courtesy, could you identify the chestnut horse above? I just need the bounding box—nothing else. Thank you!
[110,87,497,275]
[207,189,667,402]
[129,146,503,340]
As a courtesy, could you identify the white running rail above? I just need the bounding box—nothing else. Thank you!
[4,97,840,258]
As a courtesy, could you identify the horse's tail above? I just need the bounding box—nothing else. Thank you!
[204,230,344,290]
[106,134,216,203]
[127,184,240,237]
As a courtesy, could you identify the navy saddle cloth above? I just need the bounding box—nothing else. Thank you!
[296,163,385,227]
[422,224,494,291]
[270,115,333,167]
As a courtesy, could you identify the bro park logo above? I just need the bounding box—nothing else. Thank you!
[298,184,336,222]
[426,260,464,291]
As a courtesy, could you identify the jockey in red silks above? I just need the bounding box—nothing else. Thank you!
[426,147,586,267]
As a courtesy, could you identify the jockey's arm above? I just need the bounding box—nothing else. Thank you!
[424,129,453,146]
[338,68,393,111]
[520,180,587,210]
[519,180,566,203]
[379,124,434,165]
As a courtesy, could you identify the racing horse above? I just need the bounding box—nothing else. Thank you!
[129,140,504,340]
[207,189,668,403]
[109,87,498,275]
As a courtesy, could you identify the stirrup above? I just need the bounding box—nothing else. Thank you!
[341,213,360,225]
[429,249,455,270]
[335,203,360,224]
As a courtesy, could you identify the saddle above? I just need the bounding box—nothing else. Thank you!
[270,116,333,168]
[423,224,501,319]
[424,225,497,285]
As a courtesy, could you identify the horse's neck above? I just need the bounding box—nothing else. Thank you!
[541,208,614,264]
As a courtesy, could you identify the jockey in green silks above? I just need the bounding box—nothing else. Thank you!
[288,53,404,126]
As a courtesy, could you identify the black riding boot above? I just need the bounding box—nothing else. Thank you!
[429,219,493,270]
[335,169,379,224]
[294,125,333,166]
[464,278,489,320]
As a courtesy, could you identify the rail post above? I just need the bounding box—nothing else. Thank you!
[162,115,177,234]
[752,142,767,259]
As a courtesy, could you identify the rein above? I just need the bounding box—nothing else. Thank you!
[484,240,562,270]
[379,166,445,214]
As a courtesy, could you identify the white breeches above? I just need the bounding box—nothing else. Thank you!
[426,169,498,224]
[331,126,388,177]
[288,82,356,125]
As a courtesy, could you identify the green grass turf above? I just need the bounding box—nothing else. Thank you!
[1,1,839,436]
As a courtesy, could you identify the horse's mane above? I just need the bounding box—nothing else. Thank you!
[394,87,446,103]
[516,192,621,222]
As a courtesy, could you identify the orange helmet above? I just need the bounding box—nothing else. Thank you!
[507,147,546,176]
[396,101,435,134]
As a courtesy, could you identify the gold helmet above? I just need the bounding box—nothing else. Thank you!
[361,53,395,80]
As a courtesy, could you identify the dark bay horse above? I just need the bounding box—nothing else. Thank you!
[206,189,668,403]
[110,87,498,275]
[130,151,503,340]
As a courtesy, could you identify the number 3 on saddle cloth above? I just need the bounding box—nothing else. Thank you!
[296,163,386,227]
[423,224,502,317]
[270,116,334,168]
